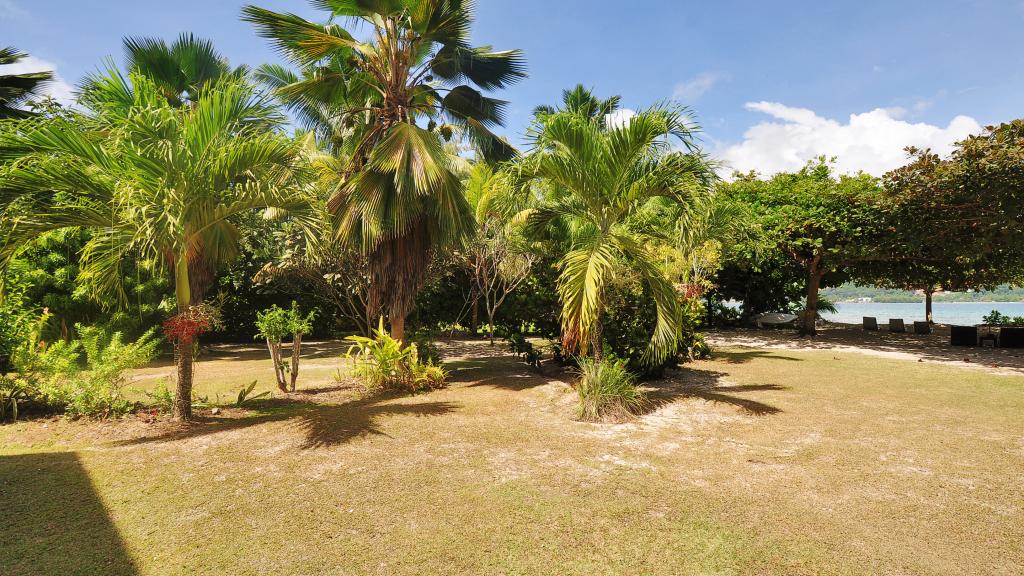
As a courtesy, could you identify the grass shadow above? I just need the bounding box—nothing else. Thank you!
[715,350,803,364]
[643,368,785,416]
[110,394,459,450]
[0,452,140,575]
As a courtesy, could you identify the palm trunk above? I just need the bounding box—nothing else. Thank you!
[800,262,824,337]
[173,341,193,420]
[290,334,302,392]
[391,314,406,344]
[590,321,604,362]
[173,255,194,421]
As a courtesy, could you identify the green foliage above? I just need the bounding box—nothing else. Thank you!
[145,381,175,414]
[982,310,1024,326]
[0,266,34,373]
[0,47,54,118]
[524,101,716,361]
[42,326,160,418]
[8,314,160,419]
[0,378,28,421]
[345,318,447,393]
[236,380,270,407]
[501,328,543,368]
[720,160,881,333]
[255,305,292,343]
[575,358,647,422]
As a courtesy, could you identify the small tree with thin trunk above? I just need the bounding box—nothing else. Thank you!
[256,302,314,393]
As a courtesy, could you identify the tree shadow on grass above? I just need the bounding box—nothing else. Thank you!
[0,452,139,575]
[445,354,570,392]
[643,368,785,416]
[111,395,459,450]
[714,349,804,364]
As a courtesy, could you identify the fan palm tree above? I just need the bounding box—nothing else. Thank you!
[532,84,622,129]
[0,47,54,118]
[0,70,315,420]
[112,33,248,108]
[242,0,526,341]
[525,107,717,362]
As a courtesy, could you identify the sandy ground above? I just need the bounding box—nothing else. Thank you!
[709,323,1024,376]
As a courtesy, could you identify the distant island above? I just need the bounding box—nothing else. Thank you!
[822,284,1024,303]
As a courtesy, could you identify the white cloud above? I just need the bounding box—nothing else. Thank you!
[716,102,982,177]
[672,72,726,102]
[606,108,636,128]
[0,55,75,106]
[0,0,27,19]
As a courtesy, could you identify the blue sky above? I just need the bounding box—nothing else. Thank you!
[2,0,1022,174]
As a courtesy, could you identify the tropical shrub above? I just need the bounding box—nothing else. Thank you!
[574,358,647,422]
[7,315,160,419]
[40,326,160,418]
[982,310,1024,326]
[345,319,447,393]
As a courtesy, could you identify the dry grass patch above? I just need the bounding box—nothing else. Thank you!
[1,339,1022,575]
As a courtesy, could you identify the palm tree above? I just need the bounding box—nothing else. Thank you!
[532,84,622,129]
[115,33,248,108]
[0,47,54,118]
[0,70,314,420]
[242,0,526,341]
[525,107,717,362]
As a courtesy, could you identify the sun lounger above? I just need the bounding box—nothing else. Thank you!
[889,318,906,333]
[863,317,878,331]
[913,321,931,335]
[950,325,978,346]
[1000,327,1024,348]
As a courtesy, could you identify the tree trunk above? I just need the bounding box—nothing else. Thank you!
[800,265,824,337]
[172,255,194,421]
[925,287,934,324]
[391,313,406,344]
[267,339,287,392]
[173,341,193,421]
[470,293,480,337]
[290,334,302,392]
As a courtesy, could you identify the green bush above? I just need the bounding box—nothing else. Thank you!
[41,326,160,418]
[575,358,647,422]
[345,319,447,393]
[8,314,160,419]
[982,310,1024,326]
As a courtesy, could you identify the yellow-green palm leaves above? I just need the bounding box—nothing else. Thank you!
[0,71,315,309]
[527,107,717,363]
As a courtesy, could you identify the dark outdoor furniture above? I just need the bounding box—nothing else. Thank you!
[863,317,878,331]
[889,319,906,333]
[950,325,978,347]
[1000,327,1024,348]
[913,321,931,335]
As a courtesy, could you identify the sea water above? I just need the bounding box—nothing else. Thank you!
[821,302,1024,326]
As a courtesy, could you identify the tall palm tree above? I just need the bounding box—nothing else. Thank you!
[77,34,254,307]
[0,70,314,420]
[0,47,54,118]
[242,0,526,341]
[525,107,716,362]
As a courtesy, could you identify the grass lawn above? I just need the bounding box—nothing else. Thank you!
[1,340,1022,575]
